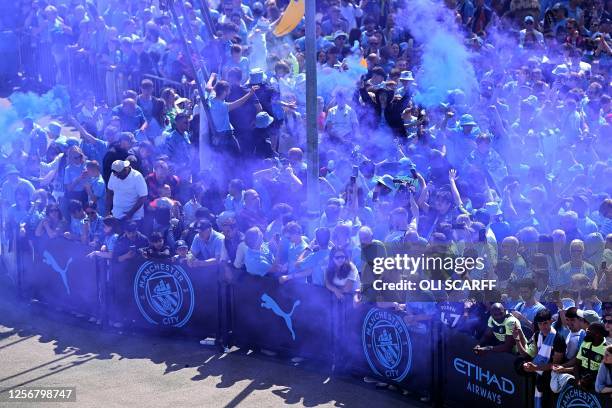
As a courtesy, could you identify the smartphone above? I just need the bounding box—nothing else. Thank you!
[350,175,356,185]
[372,191,379,202]
[352,165,359,177]
[602,261,607,270]
[410,168,418,179]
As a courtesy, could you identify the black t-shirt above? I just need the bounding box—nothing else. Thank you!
[140,245,172,260]
[536,331,567,366]
[550,332,567,360]
[113,232,149,260]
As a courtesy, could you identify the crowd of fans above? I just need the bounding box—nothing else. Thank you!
[1,0,612,404]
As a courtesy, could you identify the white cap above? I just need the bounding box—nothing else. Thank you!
[111,160,130,173]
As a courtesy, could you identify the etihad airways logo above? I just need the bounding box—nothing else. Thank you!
[453,358,515,395]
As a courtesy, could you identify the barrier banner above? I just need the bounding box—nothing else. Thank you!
[555,384,611,408]
[23,238,100,317]
[109,258,219,338]
[443,329,529,408]
[340,304,435,396]
[230,274,334,361]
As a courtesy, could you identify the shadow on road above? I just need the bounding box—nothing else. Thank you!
[0,275,412,408]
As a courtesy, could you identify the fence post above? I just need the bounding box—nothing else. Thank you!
[432,319,444,408]
[95,258,109,327]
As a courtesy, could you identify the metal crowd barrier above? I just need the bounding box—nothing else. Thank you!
[7,238,612,408]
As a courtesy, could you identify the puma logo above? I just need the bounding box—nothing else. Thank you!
[42,250,72,294]
[260,293,300,340]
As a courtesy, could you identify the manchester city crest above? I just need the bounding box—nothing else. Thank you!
[133,261,195,327]
[557,385,602,408]
[362,308,412,382]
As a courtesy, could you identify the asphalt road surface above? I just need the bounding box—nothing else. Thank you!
[0,276,424,408]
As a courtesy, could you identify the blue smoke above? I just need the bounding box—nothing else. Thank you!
[396,0,479,107]
[9,85,71,118]
[317,54,368,105]
[0,85,71,145]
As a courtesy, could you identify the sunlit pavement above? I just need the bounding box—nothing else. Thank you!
[0,276,422,408]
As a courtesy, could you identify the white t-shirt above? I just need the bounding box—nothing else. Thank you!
[107,168,148,220]
[332,263,361,292]
[325,104,358,138]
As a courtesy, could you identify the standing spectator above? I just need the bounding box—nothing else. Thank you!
[111,98,147,134]
[325,247,361,300]
[164,112,193,170]
[325,89,360,147]
[189,220,225,266]
[106,160,148,222]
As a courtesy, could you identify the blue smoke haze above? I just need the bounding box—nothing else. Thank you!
[396,0,479,108]
[0,86,71,144]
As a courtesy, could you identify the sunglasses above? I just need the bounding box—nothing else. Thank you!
[334,255,347,260]
[604,320,612,324]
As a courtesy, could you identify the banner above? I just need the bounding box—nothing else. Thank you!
[23,238,100,317]
[230,274,334,361]
[443,329,529,408]
[341,305,435,395]
[109,258,219,338]
[556,385,611,408]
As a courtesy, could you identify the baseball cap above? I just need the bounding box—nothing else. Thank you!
[459,114,477,127]
[524,15,535,23]
[399,70,415,81]
[577,309,601,325]
[333,31,348,40]
[46,121,62,136]
[111,160,130,173]
[176,240,188,249]
[560,298,575,310]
